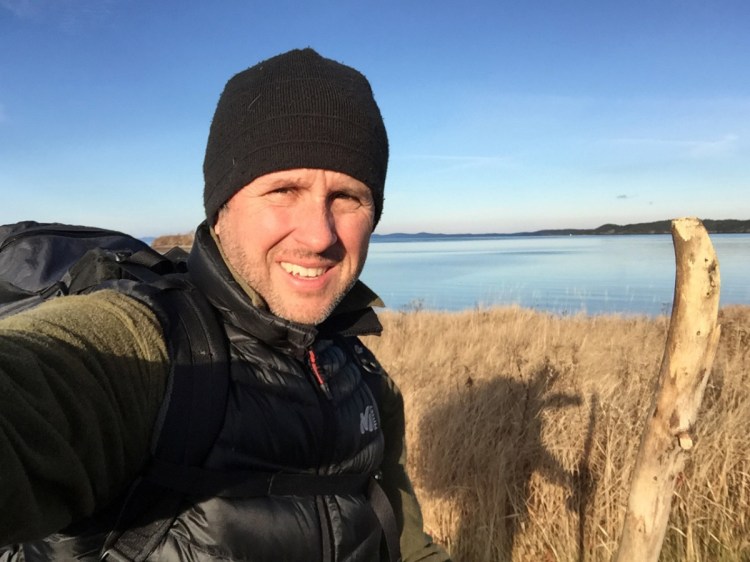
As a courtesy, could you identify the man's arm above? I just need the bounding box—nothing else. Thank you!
[377,371,452,562]
[0,291,169,546]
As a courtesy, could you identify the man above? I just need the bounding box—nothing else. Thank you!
[0,49,451,561]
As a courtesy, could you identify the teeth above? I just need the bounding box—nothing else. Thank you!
[281,262,326,278]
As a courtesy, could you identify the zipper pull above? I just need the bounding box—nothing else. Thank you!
[308,349,333,400]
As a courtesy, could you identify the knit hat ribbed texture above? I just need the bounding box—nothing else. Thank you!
[203,48,389,225]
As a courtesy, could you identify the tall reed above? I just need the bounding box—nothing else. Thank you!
[362,305,750,562]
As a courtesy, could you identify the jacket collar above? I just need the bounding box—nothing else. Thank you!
[187,221,383,357]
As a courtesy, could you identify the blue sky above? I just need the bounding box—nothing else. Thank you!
[1,0,748,237]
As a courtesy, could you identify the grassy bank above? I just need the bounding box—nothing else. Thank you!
[362,306,750,562]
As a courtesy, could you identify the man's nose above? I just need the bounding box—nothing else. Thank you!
[293,198,338,251]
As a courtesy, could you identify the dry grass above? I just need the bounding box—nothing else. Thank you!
[362,305,750,562]
[151,232,195,252]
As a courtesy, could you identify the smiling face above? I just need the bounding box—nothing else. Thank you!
[213,168,375,325]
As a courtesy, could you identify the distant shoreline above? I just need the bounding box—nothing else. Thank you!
[372,218,750,241]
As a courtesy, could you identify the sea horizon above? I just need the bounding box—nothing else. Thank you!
[361,233,750,316]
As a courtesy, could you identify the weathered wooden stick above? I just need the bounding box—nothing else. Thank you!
[614,217,721,562]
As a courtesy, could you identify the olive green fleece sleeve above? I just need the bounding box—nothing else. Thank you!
[378,372,452,562]
[0,290,169,546]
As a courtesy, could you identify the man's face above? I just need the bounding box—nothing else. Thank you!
[214,168,375,325]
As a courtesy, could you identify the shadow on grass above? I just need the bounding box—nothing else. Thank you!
[417,365,597,561]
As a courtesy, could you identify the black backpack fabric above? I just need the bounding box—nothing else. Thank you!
[0,222,178,316]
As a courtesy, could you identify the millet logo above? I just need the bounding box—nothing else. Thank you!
[360,405,378,434]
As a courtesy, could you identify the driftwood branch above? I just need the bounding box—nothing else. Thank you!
[615,217,721,562]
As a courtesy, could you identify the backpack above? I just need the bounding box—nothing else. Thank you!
[0,222,177,314]
[0,221,401,562]
[0,221,230,559]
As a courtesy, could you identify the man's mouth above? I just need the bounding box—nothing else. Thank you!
[280,262,328,278]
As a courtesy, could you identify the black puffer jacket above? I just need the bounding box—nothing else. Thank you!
[146,223,389,560]
[19,222,394,562]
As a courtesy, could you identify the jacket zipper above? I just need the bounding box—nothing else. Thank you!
[308,349,333,400]
[307,348,336,562]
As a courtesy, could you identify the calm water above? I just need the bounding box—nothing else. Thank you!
[360,234,750,316]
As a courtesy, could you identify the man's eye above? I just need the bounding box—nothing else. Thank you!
[266,186,295,197]
[331,192,371,214]
[336,192,358,201]
[332,192,362,207]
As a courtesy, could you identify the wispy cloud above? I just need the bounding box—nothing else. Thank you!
[685,134,740,158]
[609,134,740,160]
[0,0,116,30]
[0,0,36,18]
[406,154,516,169]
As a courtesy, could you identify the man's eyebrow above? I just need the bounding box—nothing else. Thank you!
[333,180,369,191]
[264,176,308,187]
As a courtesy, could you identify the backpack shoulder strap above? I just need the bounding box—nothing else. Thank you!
[148,281,229,463]
[100,280,230,561]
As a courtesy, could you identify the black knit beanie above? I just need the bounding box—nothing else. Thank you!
[203,48,389,226]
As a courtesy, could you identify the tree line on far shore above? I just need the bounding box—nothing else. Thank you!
[533,218,750,236]
[370,218,750,240]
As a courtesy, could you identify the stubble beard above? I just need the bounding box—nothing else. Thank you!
[221,235,365,326]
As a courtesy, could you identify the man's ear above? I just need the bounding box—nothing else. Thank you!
[213,203,227,237]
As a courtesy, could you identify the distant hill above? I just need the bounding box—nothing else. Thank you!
[372,218,750,241]
[531,219,750,236]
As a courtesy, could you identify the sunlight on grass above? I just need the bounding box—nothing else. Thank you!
[363,305,750,562]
